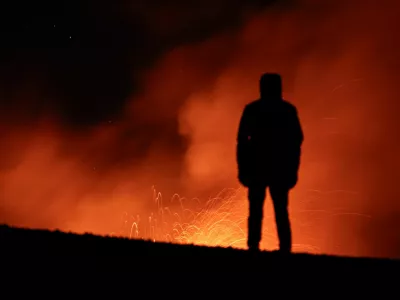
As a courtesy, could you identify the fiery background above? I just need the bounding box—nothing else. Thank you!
[0,0,399,258]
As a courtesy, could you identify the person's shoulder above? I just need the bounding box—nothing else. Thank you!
[282,99,298,113]
[244,99,262,111]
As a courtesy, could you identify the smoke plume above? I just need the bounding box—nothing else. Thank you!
[1,0,399,258]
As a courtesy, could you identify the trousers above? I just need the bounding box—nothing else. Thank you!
[247,185,292,252]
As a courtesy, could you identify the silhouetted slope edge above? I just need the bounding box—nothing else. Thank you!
[0,224,399,294]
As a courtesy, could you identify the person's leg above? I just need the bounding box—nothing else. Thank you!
[247,186,266,250]
[269,186,292,252]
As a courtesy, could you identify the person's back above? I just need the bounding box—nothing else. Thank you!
[238,98,303,186]
[237,73,303,252]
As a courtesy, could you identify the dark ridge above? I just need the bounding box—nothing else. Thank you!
[1,224,398,296]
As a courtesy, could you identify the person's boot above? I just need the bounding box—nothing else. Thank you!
[278,245,291,255]
[247,217,262,254]
[248,242,260,254]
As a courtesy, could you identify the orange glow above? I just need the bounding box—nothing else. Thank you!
[112,187,357,254]
[1,0,400,259]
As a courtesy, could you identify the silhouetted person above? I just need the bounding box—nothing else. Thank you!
[237,73,303,253]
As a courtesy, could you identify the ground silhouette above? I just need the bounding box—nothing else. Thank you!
[237,73,303,252]
[0,224,399,297]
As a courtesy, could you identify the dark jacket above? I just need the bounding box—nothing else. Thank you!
[237,98,303,188]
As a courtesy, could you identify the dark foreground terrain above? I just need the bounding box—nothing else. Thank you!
[1,224,399,297]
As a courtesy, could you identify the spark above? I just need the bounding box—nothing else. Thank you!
[109,186,368,254]
[306,189,360,195]
[330,78,364,94]
[89,169,374,257]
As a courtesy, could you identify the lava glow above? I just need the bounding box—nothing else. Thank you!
[111,187,368,254]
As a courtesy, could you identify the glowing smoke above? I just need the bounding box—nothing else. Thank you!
[0,0,400,258]
[176,0,400,257]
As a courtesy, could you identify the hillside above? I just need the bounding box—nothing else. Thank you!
[0,224,399,297]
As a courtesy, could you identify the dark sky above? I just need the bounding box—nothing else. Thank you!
[0,0,278,126]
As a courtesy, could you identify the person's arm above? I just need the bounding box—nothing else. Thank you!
[290,106,303,174]
[236,105,251,168]
[237,105,254,187]
[293,107,304,148]
[286,105,303,189]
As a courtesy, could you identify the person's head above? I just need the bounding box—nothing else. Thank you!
[259,73,282,101]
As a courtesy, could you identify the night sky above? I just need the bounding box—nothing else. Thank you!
[0,0,276,126]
